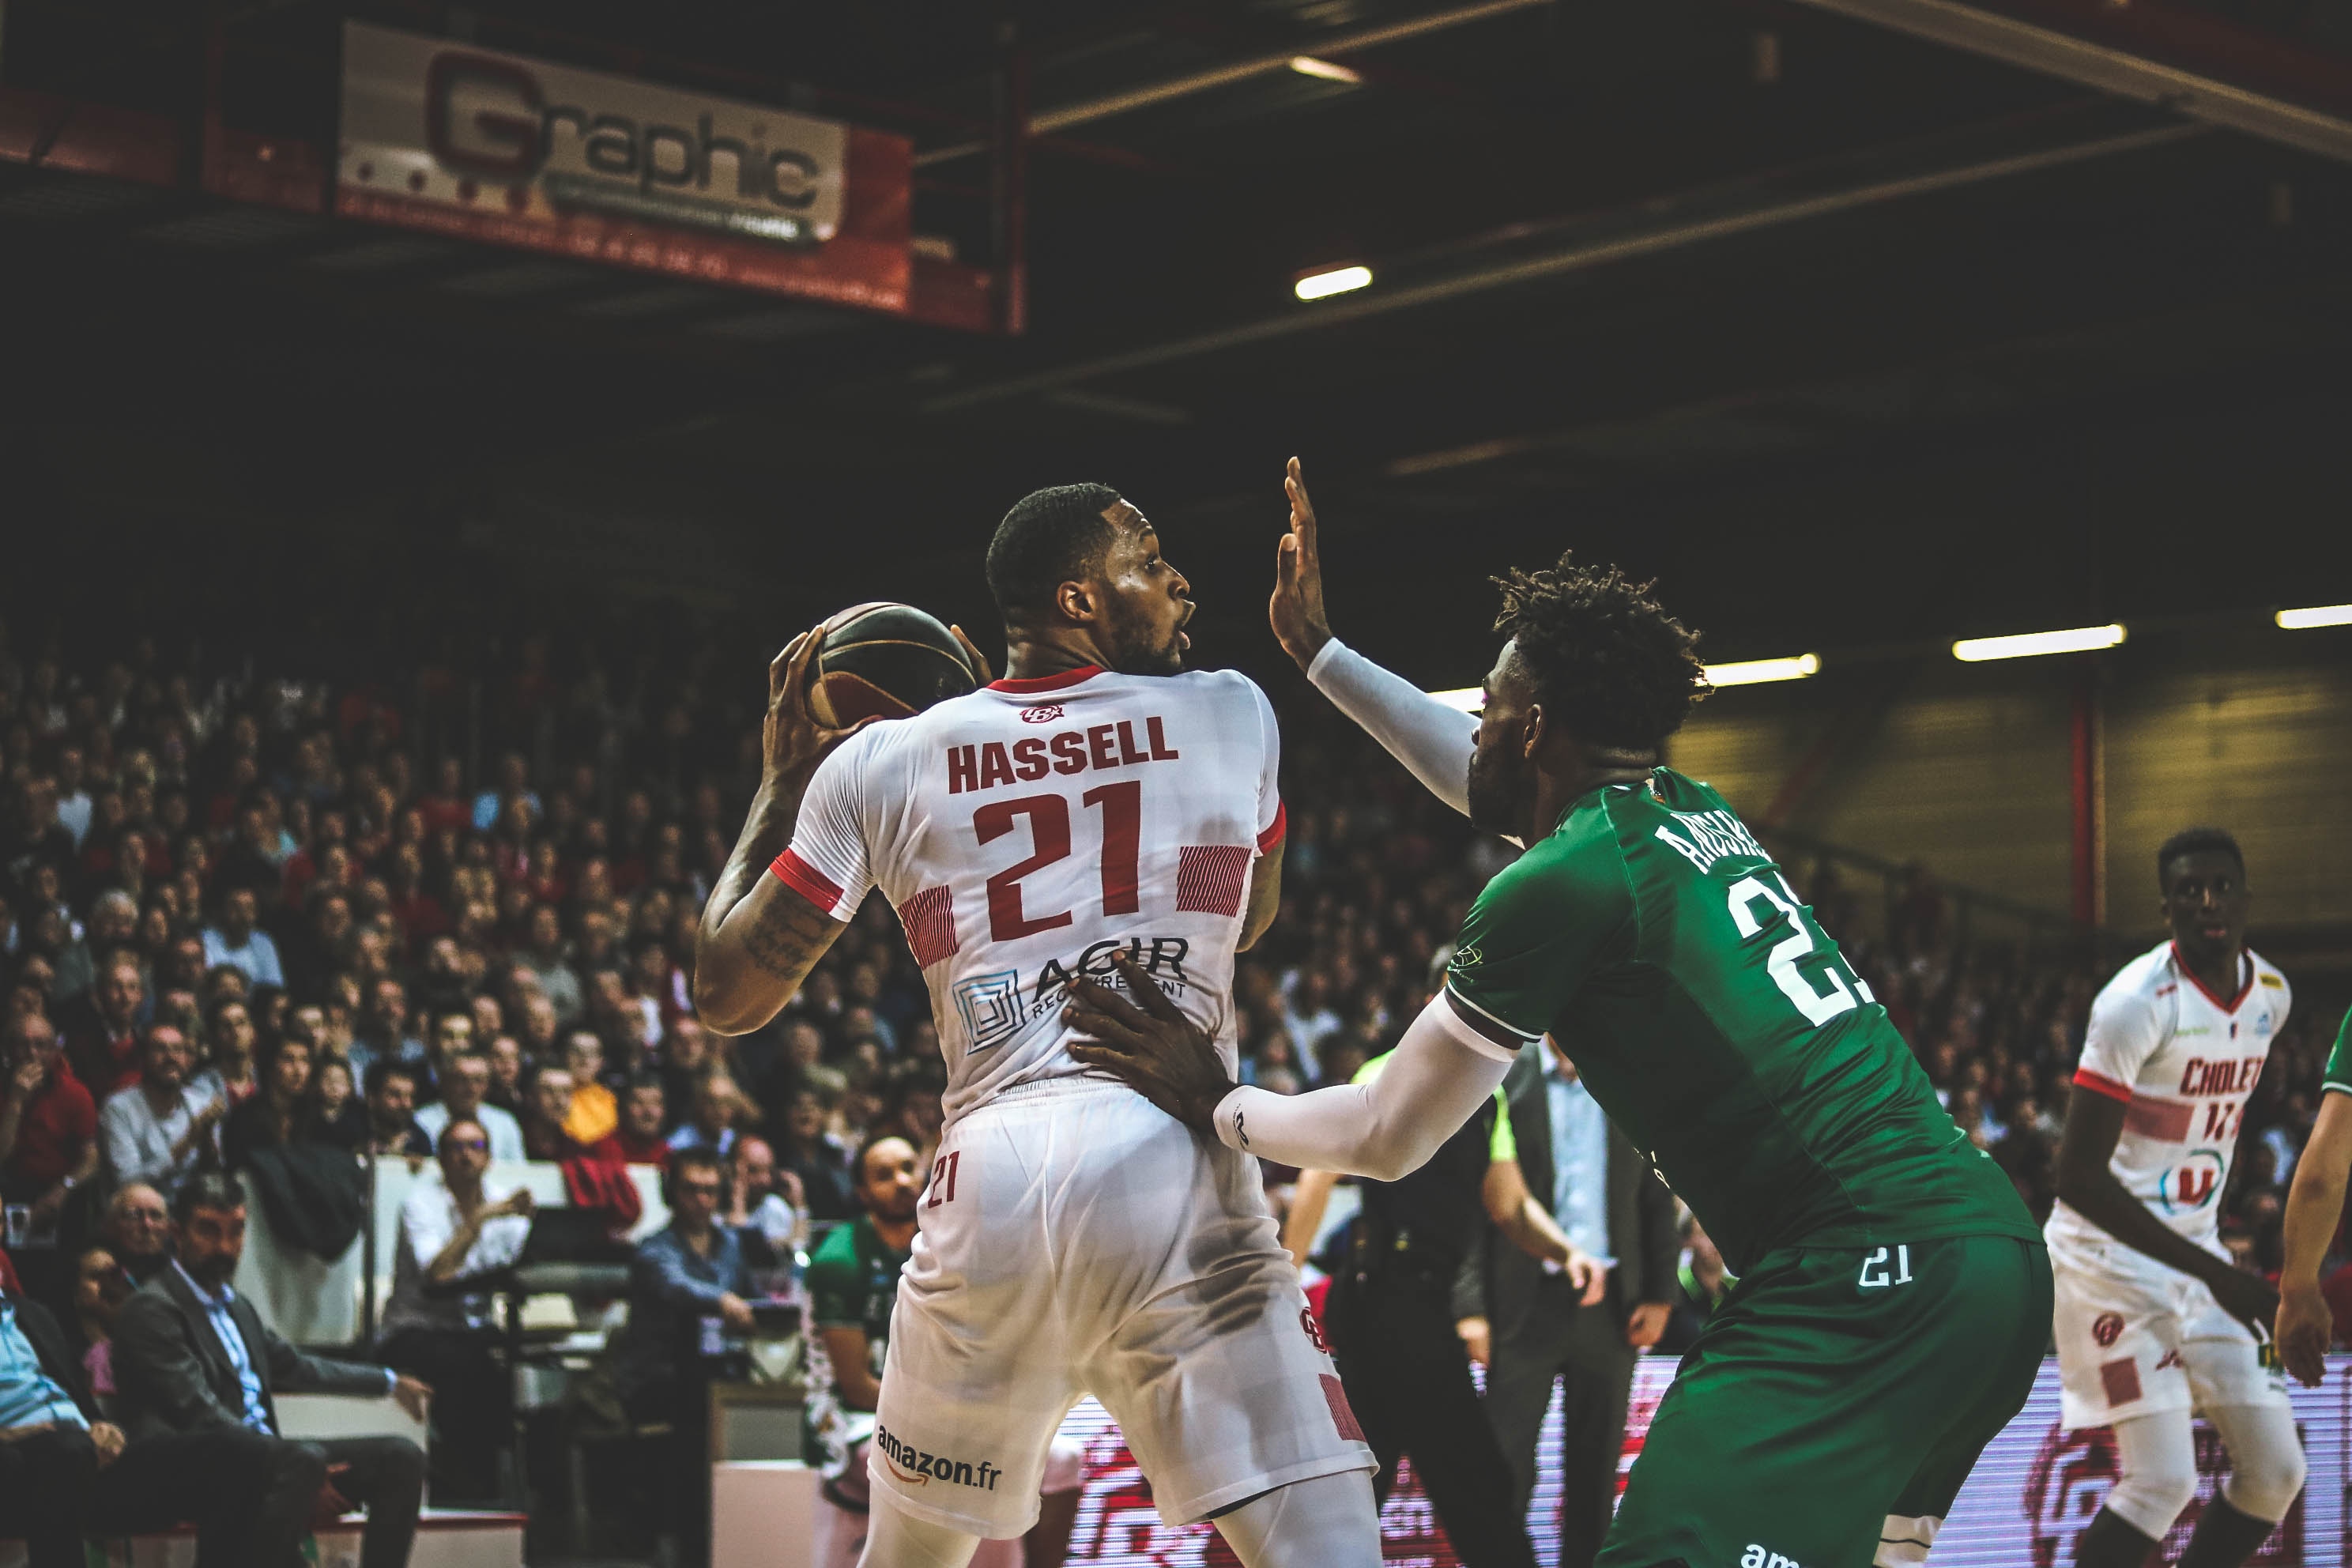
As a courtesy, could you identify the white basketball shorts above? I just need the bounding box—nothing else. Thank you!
[2048,1228,2287,1432]
[869,1078,1374,1536]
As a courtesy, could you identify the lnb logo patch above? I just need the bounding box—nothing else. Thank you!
[955,969,1023,1053]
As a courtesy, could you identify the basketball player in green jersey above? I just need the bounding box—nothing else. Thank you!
[2276,1004,2352,1387]
[1065,459,2051,1568]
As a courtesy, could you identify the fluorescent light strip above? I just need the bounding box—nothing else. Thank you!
[1428,653,1817,710]
[2278,604,2352,629]
[1288,55,1363,83]
[1951,624,2124,662]
[1295,265,1373,300]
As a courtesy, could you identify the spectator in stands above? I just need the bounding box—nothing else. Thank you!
[1,1012,96,1289]
[218,1032,310,1171]
[483,1033,526,1116]
[194,997,259,1111]
[70,1244,130,1396]
[0,1268,285,1568]
[363,1061,434,1159]
[100,1182,172,1287]
[518,903,585,1027]
[592,1074,670,1169]
[667,1071,745,1161]
[349,978,425,1093]
[776,1088,854,1221]
[520,1064,581,1163]
[560,1030,617,1146]
[62,951,143,1099]
[613,1146,753,1567]
[307,1055,366,1151]
[724,1135,803,1264]
[198,887,283,993]
[413,1050,523,1162]
[379,1116,533,1503]
[111,1171,431,1568]
[98,1023,222,1193]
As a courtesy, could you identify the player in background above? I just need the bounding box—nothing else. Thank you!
[806,1133,1084,1568]
[2277,1006,2352,1385]
[2048,828,2305,1568]
[1065,458,2049,1568]
[695,484,1380,1568]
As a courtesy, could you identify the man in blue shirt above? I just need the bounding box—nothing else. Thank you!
[112,1172,432,1568]
[0,1279,279,1568]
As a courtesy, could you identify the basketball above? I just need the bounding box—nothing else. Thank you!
[805,601,982,726]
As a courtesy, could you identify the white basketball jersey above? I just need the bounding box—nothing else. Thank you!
[774,662,1284,1123]
[2048,940,2291,1252]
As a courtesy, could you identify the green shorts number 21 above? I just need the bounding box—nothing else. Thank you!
[1599,1234,2052,1568]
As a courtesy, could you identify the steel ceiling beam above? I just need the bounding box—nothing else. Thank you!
[1784,0,2352,164]
[912,0,1554,167]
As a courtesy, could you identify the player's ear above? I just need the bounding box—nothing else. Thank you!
[1054,579,1096,626]
[1521,703,1547,762]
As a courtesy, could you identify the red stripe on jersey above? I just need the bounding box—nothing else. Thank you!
[1257,800,1287,854]
[899,885,959,969]
[1319,1374,1365,1443]
[1175,846,1252,918]
[2122,1095,2194,1141]
[2171,943,2255,1014]
[2072,1069,2134,1105]
[771,850,844,911]
[988,665,1102,694]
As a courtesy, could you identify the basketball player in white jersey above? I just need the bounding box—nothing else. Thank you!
[695,484,1380,1568]
[2048,827,2304,1568]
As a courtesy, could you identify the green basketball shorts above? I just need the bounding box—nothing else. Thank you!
[1598,1234,2053,1568]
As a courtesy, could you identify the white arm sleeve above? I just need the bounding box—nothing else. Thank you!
[1211,992,1517,1180]
[1306,639,1477,820]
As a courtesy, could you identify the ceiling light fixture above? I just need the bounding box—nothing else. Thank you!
[1295,265,1373,300]
[1951,624,2125,662]
[1705,654,1821,687]
[2276,604,2352,629]
[1288,56,1364,83]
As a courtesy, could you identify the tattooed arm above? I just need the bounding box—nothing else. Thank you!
[694,628,865,1036]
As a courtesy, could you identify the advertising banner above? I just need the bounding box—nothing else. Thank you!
[1053,1355,2352,1567]
[337,21,910,312]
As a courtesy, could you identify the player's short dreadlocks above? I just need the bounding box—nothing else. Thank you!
[1491,551,1710,750]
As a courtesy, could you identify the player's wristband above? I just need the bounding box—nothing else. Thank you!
[1212,1087,1256,1154]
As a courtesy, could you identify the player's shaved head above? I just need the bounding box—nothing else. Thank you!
[987,483,1125,621]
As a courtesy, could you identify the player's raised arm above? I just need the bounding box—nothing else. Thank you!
[1273,458,1477,820]
[694,629,869,1035]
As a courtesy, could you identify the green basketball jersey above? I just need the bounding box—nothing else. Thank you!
[808,1215,907,1358]
[1441,768,2038,1274]
[2323,1008,2352,1097]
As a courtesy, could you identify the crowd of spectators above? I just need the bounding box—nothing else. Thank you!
[1,615,2344,1353]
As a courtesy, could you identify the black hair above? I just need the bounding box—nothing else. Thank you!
[2157,827,2245,890]
[986,483,1124,620]
[670,1144,725,1186]
[853,1129,916,1193]
[1490,551,1710,749]
[364,1058,419,1097]
[174,1170,246,1224]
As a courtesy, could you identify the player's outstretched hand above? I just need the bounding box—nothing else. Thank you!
[2278,1282,2331,1388]
[1065,954,1234,1134]
[763,625,874,789]
[1270,456,1333,672]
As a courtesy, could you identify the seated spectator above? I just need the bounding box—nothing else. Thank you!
[307,1055,367,1151]
[111,1171,431,1568]
[560,1031,617,1147]
[666,1070,746,1161]
[99,1024,222,1193]
[198,887,283,993]
[725,1135,804,1265]
[521,1065,582,1163]
[612,1148,753,1567]
[0,1268,288,1568]
[347,978,427,1095]
[100,1181,172,1286]
[414,1050,525,1162]
[518,903,586,1027]
[379,1117,534,1502]
[775,1087,854,1221]
[61,951,144,1099]
[1,1013,98,1287]
[590,1074,671,1169]
[362,1061,435,1159]
[484,1034,526,1115]
[219,1033,311,1171]
[193,997,260,1110]
[70,1244,130,1398]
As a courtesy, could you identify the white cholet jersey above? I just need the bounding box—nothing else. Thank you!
[2048,940,2290,1255]
[773,662,1284,1125]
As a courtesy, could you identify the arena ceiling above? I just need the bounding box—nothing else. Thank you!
[4,0,2352,684]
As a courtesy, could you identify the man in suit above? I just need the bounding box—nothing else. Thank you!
[111,1171,432,1568]
[0,1280,280,1568]
[1479,1034,1681,1568]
